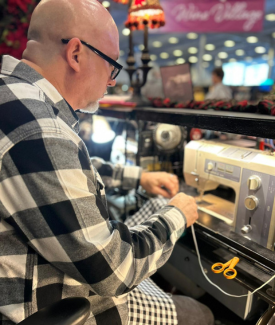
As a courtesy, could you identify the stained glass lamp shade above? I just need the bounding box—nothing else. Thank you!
[113,0,129,4]
[125,0,165,30]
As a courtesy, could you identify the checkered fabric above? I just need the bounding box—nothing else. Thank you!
[128,278,177,325]
[125,198,178,325]
[125,197,169,228]
[0,55,186,325]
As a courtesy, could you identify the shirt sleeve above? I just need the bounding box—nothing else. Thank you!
[0,131,186,298]
[91,157,142,190]
[205,86,220,100]
[205,84,232,100]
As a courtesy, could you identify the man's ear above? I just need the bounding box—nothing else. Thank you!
[65,38,83,73]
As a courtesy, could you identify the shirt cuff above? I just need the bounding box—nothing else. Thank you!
[158,205,187,242]
[165,205,187,230]
[122,166,142,190]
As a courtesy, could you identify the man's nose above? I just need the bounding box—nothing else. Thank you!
[107,79,116,87]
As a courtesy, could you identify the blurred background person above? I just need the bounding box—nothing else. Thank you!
[206,67,233,100]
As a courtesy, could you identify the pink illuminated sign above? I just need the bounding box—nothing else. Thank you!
[160,0,265,33]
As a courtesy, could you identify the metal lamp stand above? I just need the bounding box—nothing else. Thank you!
[126,24,152,107]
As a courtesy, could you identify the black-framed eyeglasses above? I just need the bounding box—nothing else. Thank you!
[61,38,123,80]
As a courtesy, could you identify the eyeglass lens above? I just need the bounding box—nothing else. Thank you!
[111,67,120,80]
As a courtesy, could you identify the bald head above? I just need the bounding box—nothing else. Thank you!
[23,0,119,64]
[22,0,120,112]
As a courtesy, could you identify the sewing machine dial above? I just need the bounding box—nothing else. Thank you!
[247,175,262,191]
[241,225,252,234]
[207,162,214,171]
[244,195,259,211]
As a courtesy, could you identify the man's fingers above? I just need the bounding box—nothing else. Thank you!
[161,178,178,197]
[170,174,179,184]
[154,187,172,198]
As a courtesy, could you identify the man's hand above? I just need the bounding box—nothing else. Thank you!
[168,193,198,228]
[140,172,179,198]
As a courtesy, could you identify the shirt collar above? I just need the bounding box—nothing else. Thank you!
[1,55,79,133]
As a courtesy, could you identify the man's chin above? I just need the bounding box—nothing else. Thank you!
[78,101,99,114]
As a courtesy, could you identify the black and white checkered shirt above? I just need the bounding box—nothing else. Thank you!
[0,55,186,325]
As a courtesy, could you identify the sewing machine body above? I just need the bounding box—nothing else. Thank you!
[184,140,275,250]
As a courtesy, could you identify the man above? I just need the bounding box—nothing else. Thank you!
[205,67,232,100]
[0,0,213,324]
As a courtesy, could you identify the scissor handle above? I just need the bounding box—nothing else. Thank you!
[229,257,239,269]
[224,268,237,279]
[211,259,233,274]
[223,257,239,280]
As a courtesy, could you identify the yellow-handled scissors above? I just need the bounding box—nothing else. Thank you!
[211,257,239,280]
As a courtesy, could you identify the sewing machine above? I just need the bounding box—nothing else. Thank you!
[184,140,275,250]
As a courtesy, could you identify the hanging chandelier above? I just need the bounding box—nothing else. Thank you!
[111,0,166,106]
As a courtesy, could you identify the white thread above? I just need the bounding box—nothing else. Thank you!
[191,225,275,298]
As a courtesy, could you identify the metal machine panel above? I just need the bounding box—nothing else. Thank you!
[236,169,275,248]
[204,159,241,182]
